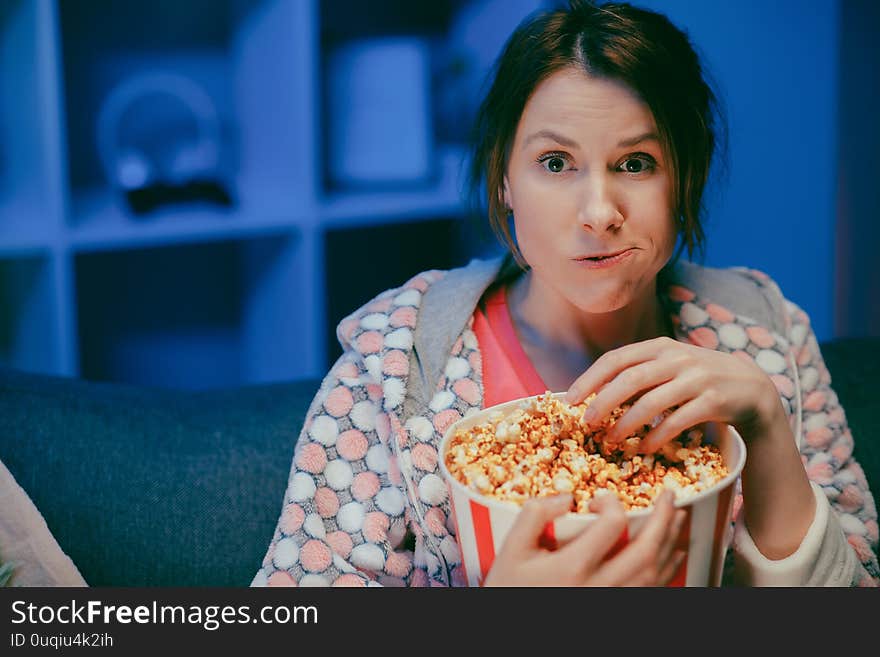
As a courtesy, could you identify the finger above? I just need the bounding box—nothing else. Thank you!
[655,509,687,567]
[565,337,676,405]
[605,375,702,443]
[553,493,627,574]
[503,494,573,555]
[657,549,687,586]
[579,359,681,434]
[627,489,678,554]
[640,398,717,453]
[621,506,686,587]
[587,490,677,585]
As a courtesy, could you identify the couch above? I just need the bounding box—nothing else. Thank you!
[1,338,878,586]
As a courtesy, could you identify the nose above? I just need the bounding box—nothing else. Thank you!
[577,174,624,232]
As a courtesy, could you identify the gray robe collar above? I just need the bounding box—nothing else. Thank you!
[405,255,787,418]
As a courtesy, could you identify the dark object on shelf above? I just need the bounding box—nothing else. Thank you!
[125,178,233,215]
[0,337,878,585]
[324,217,483,368]
[320,0,458,42]
[97,71,235,216]
[74,240,244,390]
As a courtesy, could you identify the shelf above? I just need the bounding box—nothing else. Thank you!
[0,254,59,374]
[68,185,310,253]
[0,0,522,388]
[319,145,468,227]
[75,234,315,389]
[0,0,65,244]
[59,0,317,220]
[0,198,56,256]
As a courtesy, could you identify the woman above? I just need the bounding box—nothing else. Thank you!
[252,0,879,587]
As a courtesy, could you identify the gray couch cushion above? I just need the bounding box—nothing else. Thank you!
[0,369,316,586]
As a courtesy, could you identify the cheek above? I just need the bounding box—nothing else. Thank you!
[507,176,564,247]
[633,183,676,249]
[511,198,566,260]
[638,215,676,270]
[509,168,578,216]
[511,213,542,260]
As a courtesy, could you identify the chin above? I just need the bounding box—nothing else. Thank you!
[565,282,635,315]
[571,293,632,315]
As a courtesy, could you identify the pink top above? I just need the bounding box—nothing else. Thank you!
[472,285,547,407]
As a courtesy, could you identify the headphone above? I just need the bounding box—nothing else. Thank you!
[96,72,222,195]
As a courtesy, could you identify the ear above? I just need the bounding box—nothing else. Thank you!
[502,176,512,210]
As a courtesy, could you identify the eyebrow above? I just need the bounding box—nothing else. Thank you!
[522,130,659,150]
[523,130,580,149]
[617,131,659,148]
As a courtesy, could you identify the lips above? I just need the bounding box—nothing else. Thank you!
[571,248,636,270]
[576,248,632,261]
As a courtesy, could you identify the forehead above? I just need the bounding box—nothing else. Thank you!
[514,67,658,145]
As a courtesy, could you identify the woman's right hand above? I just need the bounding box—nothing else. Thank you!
[483,490,686,587]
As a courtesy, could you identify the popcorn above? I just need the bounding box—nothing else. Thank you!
[444,392,728,512]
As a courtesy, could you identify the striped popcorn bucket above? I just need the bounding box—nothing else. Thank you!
[439,395,746,587]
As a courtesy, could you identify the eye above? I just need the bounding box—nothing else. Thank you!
[616,153,656,175]
[545,156,566,173]
[537,152,572,174]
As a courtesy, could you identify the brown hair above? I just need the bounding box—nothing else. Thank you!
[468,0,726,267]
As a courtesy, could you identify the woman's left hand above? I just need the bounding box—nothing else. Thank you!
[566,336,817,561]
[565,336,785,451]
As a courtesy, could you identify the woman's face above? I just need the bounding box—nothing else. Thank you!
[504,67,677,314]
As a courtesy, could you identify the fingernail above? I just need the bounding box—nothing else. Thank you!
[581,408,597,425]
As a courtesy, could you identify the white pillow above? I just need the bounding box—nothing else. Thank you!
[0,459,87,587]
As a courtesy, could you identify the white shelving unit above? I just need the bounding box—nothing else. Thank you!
[0,0,519,388]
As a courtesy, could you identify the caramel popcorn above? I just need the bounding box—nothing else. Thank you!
[444,392,727,512]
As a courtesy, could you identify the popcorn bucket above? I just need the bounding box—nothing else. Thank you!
[439,394,746,587]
